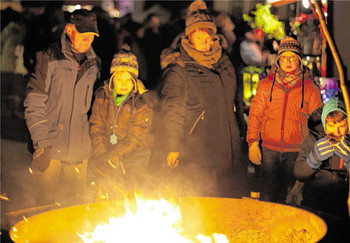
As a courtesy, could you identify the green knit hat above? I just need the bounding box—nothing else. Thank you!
[321,96,347,130]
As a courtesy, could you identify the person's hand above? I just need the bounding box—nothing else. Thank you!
[312,137,335,161]
[32,147,51,172]
[167,152,180,168]
[334,136,350,162]
[249,141,261,165]
[307,137,334,169]
[107,153,125,175]
[285,180,304,206]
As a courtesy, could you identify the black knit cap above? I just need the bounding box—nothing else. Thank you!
[69,9,99,36]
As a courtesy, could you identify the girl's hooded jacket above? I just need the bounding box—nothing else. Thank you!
[89,81,156,162]
[247,69,322,152]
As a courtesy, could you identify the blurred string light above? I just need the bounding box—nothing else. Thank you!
[63,4,94,13]
[62,4,123,18]
[302,0,310,9]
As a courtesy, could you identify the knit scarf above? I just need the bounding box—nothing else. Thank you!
[275,68,302,90]
[113,90,130,107]
[181,35,222,69]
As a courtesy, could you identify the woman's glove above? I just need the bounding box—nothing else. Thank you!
[334,136,350,162]
[32,147,51,172]
[249,141,261,165]
[307,137,334,169]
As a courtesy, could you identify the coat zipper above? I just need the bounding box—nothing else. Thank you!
[280,93,289,152]
[189,110,205,135]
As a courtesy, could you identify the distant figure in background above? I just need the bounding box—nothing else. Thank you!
[294,96,349,217]
[239,24,275,68]
[89,45,156,196]
[24,9,100,206]
[142,13,164,89]
[213,11,236,53]
[247,36,322,203]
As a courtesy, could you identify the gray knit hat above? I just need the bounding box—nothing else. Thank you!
[185,0,217,36]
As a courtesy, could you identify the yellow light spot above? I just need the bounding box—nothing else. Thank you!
[23,216,28,223]
[0,194,9,201]
[28,168,33,174]
[75,167,80,173]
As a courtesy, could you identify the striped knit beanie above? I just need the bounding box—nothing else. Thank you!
[110,44,138,77]
[185,0,217,36]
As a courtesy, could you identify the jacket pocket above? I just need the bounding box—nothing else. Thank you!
[84,83,93,111]
[189,110,205,135]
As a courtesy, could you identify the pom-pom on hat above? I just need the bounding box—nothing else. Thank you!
[185,0,217,36]
[110,44,139,77]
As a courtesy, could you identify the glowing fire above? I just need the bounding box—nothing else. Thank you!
[79,196,228,243]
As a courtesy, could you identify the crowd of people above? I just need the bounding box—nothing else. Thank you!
[1,0,349,220]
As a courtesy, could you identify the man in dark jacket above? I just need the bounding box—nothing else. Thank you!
[160,0,246,197]
[24,9,101,206]
[294,96,349,218]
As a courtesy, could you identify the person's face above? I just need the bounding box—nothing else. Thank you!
[113,71,134,95]
[67,25,95,53]
[279,51,299,73]
[190,29,213,52]
[325,118,348,140]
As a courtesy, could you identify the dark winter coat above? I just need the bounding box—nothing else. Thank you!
[294,106,348,187]
[89,83,156,163]
[160,45,241,172]
[24,31,100,162]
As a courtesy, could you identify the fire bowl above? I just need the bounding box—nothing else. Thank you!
[10,197,327,242]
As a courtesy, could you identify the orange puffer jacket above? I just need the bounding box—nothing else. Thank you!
[247,72,322,152]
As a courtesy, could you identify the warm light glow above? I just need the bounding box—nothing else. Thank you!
[79,196,228,243]
[0,194,9,201]
[302,0,310,9]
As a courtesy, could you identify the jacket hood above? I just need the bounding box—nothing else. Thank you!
[160,48,185,70]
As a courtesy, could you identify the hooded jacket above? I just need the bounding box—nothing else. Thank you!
[294,105,348,183]
[24,31,100,162]
[247,69,322,152]
[89,80,156,162]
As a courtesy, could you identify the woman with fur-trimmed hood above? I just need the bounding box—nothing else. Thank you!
[159,0,246,197]
[89,44,156,191]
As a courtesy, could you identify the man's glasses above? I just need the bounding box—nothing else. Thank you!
[280,55,298,62]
